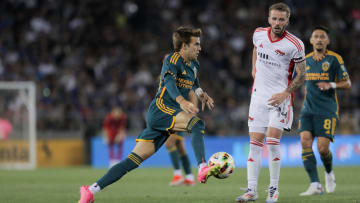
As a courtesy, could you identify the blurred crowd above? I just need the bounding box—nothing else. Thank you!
[0,0,359,136]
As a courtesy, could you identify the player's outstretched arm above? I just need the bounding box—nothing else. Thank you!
[268,60,305,106]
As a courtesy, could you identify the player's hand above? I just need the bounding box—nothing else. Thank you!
[179,99,199,114]
[198,92,214,111]
[268,91,290,107]
[316,82,331,91]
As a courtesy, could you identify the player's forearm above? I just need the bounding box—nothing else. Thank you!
[332,80,351,89]
[189,90,198,107]
[286,61,305,93]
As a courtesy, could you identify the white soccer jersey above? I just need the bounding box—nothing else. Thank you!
[251,27,305,102]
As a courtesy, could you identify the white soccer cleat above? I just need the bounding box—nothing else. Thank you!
[300,182,323,196]
[266,186,279,203]
[325,171,336,193]
[235,188,258,202]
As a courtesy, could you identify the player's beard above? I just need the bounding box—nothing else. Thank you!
[316,48,324,52]
[272,26,285,37]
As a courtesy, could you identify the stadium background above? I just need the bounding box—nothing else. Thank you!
[0,0,359,167]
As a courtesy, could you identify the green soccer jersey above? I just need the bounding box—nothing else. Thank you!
[155,52,200,111]
[301,50,349,116]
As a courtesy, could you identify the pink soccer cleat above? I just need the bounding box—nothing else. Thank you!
[79,185,94,203]
[197,164,221,184]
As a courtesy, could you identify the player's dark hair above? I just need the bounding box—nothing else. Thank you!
[313,26,330,35]
[172,27,202,52]
[269,2,291,18]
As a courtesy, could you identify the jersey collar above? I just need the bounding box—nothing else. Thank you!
[267,27,287,43]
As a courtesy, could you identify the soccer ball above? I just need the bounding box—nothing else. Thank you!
[208,152,235,179]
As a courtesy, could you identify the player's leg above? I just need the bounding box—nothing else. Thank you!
[79,141,154,203]
[318,137,336,193]
[165,134,183,186]
[108,135,117,167]
[116,138,124,162]
[236,129,265,202]
[315,116,336,193]
[264,100,292,203]
[175,134,195,186]
[299,131,323,196]
[172,112,220,184]
[265,127,282,203]
[236,100,267,202]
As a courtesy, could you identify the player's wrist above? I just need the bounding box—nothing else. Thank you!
[329,82,337,89]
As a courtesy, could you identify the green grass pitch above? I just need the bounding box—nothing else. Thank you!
[0,166,359,202]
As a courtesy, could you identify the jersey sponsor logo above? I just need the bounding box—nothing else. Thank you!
[259,43,263,48]
[322,61,330,72]
[275,49,285,56]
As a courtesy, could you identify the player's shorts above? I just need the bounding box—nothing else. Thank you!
[298,113,337,142]
[248,96,293,133]
[136,99,182,151]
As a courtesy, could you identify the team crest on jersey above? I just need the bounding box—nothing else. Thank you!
[306,66,310,71]
[322,61,330,72]
[182,70,187,75]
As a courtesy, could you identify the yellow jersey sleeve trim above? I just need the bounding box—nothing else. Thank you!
[327,50,344,64]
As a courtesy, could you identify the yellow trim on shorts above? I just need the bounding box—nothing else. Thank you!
[302,148,313,153]
[156,98,175,115]
[166,116,175,131]
[136,139,154,143]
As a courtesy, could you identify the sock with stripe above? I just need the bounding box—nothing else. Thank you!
[96,152,143,190]
[187,117,206,165]
[247,139,264,192]
[320,151,333,173]
[267,137,281,188]
[180,154,192,175]
[168,147,181,170]
[302,148,319,182]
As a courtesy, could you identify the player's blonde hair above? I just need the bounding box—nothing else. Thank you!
[172,27,202,52]
[269,2,291,18]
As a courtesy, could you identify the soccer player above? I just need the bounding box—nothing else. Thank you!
[235,3,306,203]
[165,132,195,186]
[79,27,218,203]
[299,26,351,196]
[103,106,127,167]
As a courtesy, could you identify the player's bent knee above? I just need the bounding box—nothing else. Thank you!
[186,117,205,134]
[318,146,330,156]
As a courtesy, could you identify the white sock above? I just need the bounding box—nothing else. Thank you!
[310,182,320,187]
[89,183,101,195]
[247,139,264,192]
[267,137,281,188]
[185,174,194,181]
[174,169,182,176]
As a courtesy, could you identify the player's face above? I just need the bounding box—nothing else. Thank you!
[310,29,329,52]
[268,10,289,36]
[183,37,201,60]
